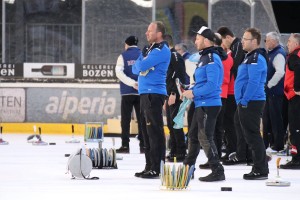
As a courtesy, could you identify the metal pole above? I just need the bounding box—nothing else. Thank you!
[152,0,156,21]
[2,0,6,63]
[81,0,86,63]
[208,0,212,28]
[250,1,255,28]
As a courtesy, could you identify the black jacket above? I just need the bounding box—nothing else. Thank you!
[230,37,246,79]
[166,48,186,96]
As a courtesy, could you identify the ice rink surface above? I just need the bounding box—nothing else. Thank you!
[0,134,299,200]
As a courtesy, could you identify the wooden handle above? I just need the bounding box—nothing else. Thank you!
[276,157,281,168]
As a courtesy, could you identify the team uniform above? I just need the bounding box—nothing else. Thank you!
[132,41,171,177]
[183,46,225,180]
[234,48,269,179]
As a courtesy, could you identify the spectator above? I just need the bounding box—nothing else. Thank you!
[115,36,144,154]
[263,31,286,152]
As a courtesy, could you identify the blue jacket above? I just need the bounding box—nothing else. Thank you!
[132,42,171,95]
[265,45,286,96]
[120,47,140,95]
[235,48,267,106]
[192,47,224,107]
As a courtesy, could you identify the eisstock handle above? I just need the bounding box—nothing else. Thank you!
[0,126,2,134]
[72,124,74,133]
[38,127,41,135]
[276,157,281,168]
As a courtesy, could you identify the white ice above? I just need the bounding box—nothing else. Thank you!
[0,134,299,200]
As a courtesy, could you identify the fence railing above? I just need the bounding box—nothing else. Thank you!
[2,23,148,64]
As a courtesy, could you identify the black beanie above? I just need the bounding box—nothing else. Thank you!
[125,36,138,46]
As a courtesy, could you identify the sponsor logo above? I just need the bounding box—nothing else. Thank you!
[82,64,115,78]
[0,88,25,122]
[45,90,116,120]
[0,64,15,76]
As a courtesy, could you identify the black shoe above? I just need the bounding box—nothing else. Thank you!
[280,160,300,169]
[199,161,210,169]
[222,156,247,165]
[140,147,145,154]
[135,169,149,177]
[116,146,129,154]
[199,171,225,182]
[140,170,159,179]
[243,171,268,180]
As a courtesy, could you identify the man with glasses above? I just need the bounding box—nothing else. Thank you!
[235,28,269,180]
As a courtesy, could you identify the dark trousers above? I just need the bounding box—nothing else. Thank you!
[187,101,195,130]
[140,94,166,172]
[214,98,226,158]
[262,94,285,151]
[186,101,195,149]
[288,95,300,160]
[121,95,143,147]
[184,106,221,167]
[282,95,289,143]
[236,101,269,174]
[235,108,252,161]
[166,99,186,155]
[223,95,237,154]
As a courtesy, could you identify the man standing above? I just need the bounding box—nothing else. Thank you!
[217,27,246,162]
[163,34,187,162]
[235,28,269,180]
[199,33,233,170]
[280,33,300,169]
[115,36,144,154]
[182,26,225,182]
[132,21,171,178]
[263,32,286,152]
